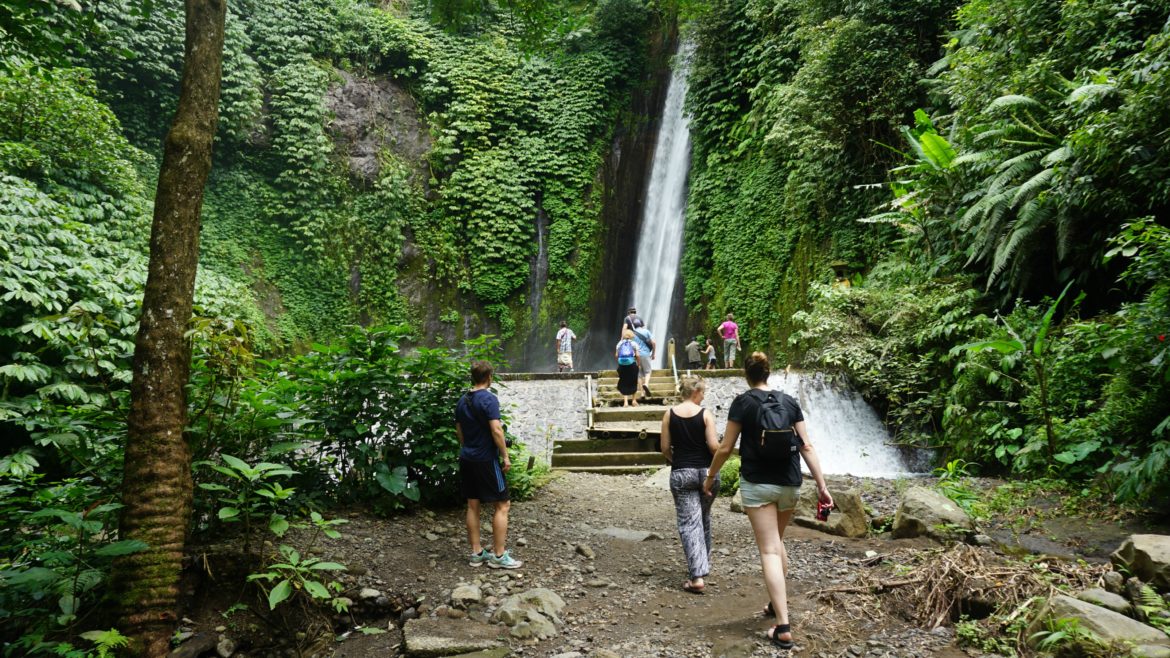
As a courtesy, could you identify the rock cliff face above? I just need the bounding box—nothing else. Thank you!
[576,23,680,371]
[318,26,679,360]
[326,70,431,184]
[325,70,491,345]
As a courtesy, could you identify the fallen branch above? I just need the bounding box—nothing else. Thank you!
[816,577,923,594]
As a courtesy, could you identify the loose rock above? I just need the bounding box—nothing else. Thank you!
[1112,535,1170,592]
[892,487,975,541]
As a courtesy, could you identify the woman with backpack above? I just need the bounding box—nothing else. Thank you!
[615,329,640,406]
[703,352,833,650]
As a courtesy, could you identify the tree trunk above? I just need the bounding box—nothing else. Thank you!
[113,0,226,654]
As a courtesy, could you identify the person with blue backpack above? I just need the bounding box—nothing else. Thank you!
[704,352,833,650]
[614,329,640,406]
[631,318,656,398]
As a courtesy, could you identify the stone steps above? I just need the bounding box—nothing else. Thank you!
[554,438,656,453]
[551,450,666,468]
[551,465,663,475]
[586,420,663,438]
[592,405,670,422]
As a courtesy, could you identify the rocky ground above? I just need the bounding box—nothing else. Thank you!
[178,472,1168,658]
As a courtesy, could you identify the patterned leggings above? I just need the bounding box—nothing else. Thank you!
[670,468,719,579]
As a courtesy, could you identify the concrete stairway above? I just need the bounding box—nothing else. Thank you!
[551,370,678,474]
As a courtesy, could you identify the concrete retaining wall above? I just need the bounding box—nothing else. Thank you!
[496,371,750,464]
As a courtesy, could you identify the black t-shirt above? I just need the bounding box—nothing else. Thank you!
[727,389,805,486]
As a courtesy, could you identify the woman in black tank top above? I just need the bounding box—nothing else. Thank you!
[660,376,720,593]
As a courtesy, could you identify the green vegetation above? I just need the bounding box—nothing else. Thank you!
[685,0,1169,504]
[4,0,1170,652]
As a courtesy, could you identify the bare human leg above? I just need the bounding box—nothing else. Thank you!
[491,499,511,557]
[745,503,795,644]
[466,498,482,555]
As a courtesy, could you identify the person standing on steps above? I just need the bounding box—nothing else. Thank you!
[704,352,833,650]
[615,329,640,406]
[704,338,717,370]
[718,313,741,368]
[632,318,656,399]
[661,375,720,594]
[456,360,523,569]
[555,320,576,373]
[622,306,643,332]
[685,335,703,371]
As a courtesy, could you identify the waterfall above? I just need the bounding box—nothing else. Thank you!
[768,372,922,477]
[630,43,693,368]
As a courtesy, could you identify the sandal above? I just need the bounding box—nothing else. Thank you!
[682,580,705,594]
[762,601,775,617]
[767,624,794,650]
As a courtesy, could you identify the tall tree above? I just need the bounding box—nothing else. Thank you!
[112,0,227,654]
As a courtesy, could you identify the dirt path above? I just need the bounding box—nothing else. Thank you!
[320,472,969,658]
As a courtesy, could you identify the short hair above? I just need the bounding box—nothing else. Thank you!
[622,329,635,340]
[679,375,706,399]
[560,320,567,327]
[727,313,734,321]
[744,352,770,385]
[470,360,493,385]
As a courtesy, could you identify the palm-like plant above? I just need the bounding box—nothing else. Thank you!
[955,93,1071,290]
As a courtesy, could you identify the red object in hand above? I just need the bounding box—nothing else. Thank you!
[816,501,832,522]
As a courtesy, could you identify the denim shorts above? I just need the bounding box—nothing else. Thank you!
[739,479,800,510]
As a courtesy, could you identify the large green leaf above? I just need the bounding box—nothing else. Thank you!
[267,579,292,609]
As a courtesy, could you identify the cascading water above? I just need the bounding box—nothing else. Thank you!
[768,371,921,476]
[630,42,693,368]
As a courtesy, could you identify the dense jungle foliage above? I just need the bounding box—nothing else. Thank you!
[2,0,1170,653]
[681,0,1169,501]
[0,0,607,652]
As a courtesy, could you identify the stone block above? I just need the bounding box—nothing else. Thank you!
[402,618,504,657]
[892,487,974,541]
[1113,535,1170,593]
[1027,595,1170,650]
[794,486,868,538]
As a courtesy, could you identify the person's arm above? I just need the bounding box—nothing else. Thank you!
[703,409,719,455]
[650,338,657,359]
[456,422,464,448]
[660,410,671,462]
[490,419,510,472]
[704,419,740,495]
[795,420,832,508]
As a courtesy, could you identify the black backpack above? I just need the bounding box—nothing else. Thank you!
[748,389,803,461]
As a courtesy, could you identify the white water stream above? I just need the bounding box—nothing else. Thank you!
[631,43,693,368]
[766,371,917,476]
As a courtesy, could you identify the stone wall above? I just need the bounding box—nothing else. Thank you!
[496,371,747,464]
[496,377,592,464]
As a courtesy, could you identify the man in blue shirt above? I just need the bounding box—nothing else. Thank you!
[455,360,523,569]
[632,319,656,399]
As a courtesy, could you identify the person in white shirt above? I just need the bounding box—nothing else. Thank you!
[555,321,577,372]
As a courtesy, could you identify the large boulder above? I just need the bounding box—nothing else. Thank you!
[402,618,504,657]
[1027,595,1170,650]
[892,487,975,541]
[1113,535,1170,593]
[793,486,868,538]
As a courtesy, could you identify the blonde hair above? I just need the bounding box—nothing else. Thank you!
[622,329,635,340]
[679,375,706,399]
